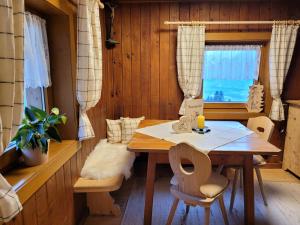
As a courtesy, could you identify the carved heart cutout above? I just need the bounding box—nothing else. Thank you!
[172,116,192,133]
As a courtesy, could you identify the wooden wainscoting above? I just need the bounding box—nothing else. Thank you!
[3,141,86,225]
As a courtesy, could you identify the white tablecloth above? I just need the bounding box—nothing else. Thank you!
[135,121,254,153]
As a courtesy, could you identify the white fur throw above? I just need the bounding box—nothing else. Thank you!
[81,139,135,180]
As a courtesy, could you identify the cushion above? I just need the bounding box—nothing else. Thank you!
[199,172,229,198]
[171,172,229,198]
[121,116,145,144]
[106,119,122,143]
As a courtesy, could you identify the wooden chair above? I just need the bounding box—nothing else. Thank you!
[166,143,229,225]
[230,116,275,209]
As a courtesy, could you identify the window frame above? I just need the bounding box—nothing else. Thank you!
[202,32,271,120]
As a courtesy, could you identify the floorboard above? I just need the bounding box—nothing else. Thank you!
[84,169,300,225]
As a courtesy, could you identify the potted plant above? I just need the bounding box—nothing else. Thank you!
[12,106,67,166]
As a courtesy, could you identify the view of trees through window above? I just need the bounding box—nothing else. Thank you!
[203,79,254,102]
[202,45,260,103]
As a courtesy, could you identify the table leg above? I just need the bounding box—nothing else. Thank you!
[144,153,157,225]
[243,155,254,225]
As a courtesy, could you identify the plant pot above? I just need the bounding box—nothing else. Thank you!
[22,141,49,166]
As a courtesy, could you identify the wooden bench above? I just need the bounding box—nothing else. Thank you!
[73,174,124,216]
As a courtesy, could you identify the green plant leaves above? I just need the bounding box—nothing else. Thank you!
[31,106,47,119]
[46,126,61,142]
[60,115,67,124]
[13,106,67,153]
[25,107,36,121]
[51,107,59,115]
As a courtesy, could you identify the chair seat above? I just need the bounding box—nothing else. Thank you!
[253,155,266,165]
[171,172,229,198]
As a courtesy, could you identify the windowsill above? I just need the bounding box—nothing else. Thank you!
[3,140,81,204]
[204,108,266,120]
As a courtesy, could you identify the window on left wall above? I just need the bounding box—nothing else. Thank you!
[2,13,51,153]
[24,12,51,110]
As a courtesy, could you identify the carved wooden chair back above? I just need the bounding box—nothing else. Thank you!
[169,143,211,198]
[247,116,275,141]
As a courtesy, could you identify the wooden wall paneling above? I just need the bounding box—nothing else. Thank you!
[112,6,123,119]
[169,3,182,119]
[198,2,210,26]
[259,1,271,31]
[6,213,23,225]
[131,5,142,117]
[46,176,60,225]
[106,48,115,119]
[270,1,282,21]
[150,4,160,119]
[284,36,300,100]
[209,2,220,31]
[11,214,23,225]
[35,185,49,225]
[70,154,78,185]
[76,150,82,176]
[239,2,249,31]
[248,2,260,31]
[63,161,74,225]
[219,2,231,31]
[159,3,170,119]
[179,3,190,21]
[190,3,199,21]
[71,152,87,225]
[140,4,151,119]
[47,15,77,139]
[229,2,240,31]
[55,168,67,224]
[22,196,37,225]
[121,6,133,117]
[287,1,300,20]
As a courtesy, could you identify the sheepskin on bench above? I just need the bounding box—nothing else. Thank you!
[80,139,135,180]
[74,139,135,216]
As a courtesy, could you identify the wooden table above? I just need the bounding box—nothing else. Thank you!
[127,120,281,225]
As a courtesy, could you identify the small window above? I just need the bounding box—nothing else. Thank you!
[202,45,261,103]
[24,12,51,110]
[24,87,45,110]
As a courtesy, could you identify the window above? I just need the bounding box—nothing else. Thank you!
[24,12,51,110]
[202,45,261,103]
[24,87,45,110]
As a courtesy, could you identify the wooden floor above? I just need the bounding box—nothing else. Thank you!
[84,169,300,225]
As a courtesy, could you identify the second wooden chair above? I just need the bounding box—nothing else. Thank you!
[230,116,275,209]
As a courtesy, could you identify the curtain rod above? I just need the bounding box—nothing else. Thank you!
[164,20,300,25]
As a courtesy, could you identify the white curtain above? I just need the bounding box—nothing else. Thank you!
[269,24,299,121]
[203,45,261,80]
[177,26,205,115]
[24,12,51,88]
[0,0,25,155]
[77,0,103,141]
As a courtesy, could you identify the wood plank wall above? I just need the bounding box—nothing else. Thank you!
[102,1,300,121]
